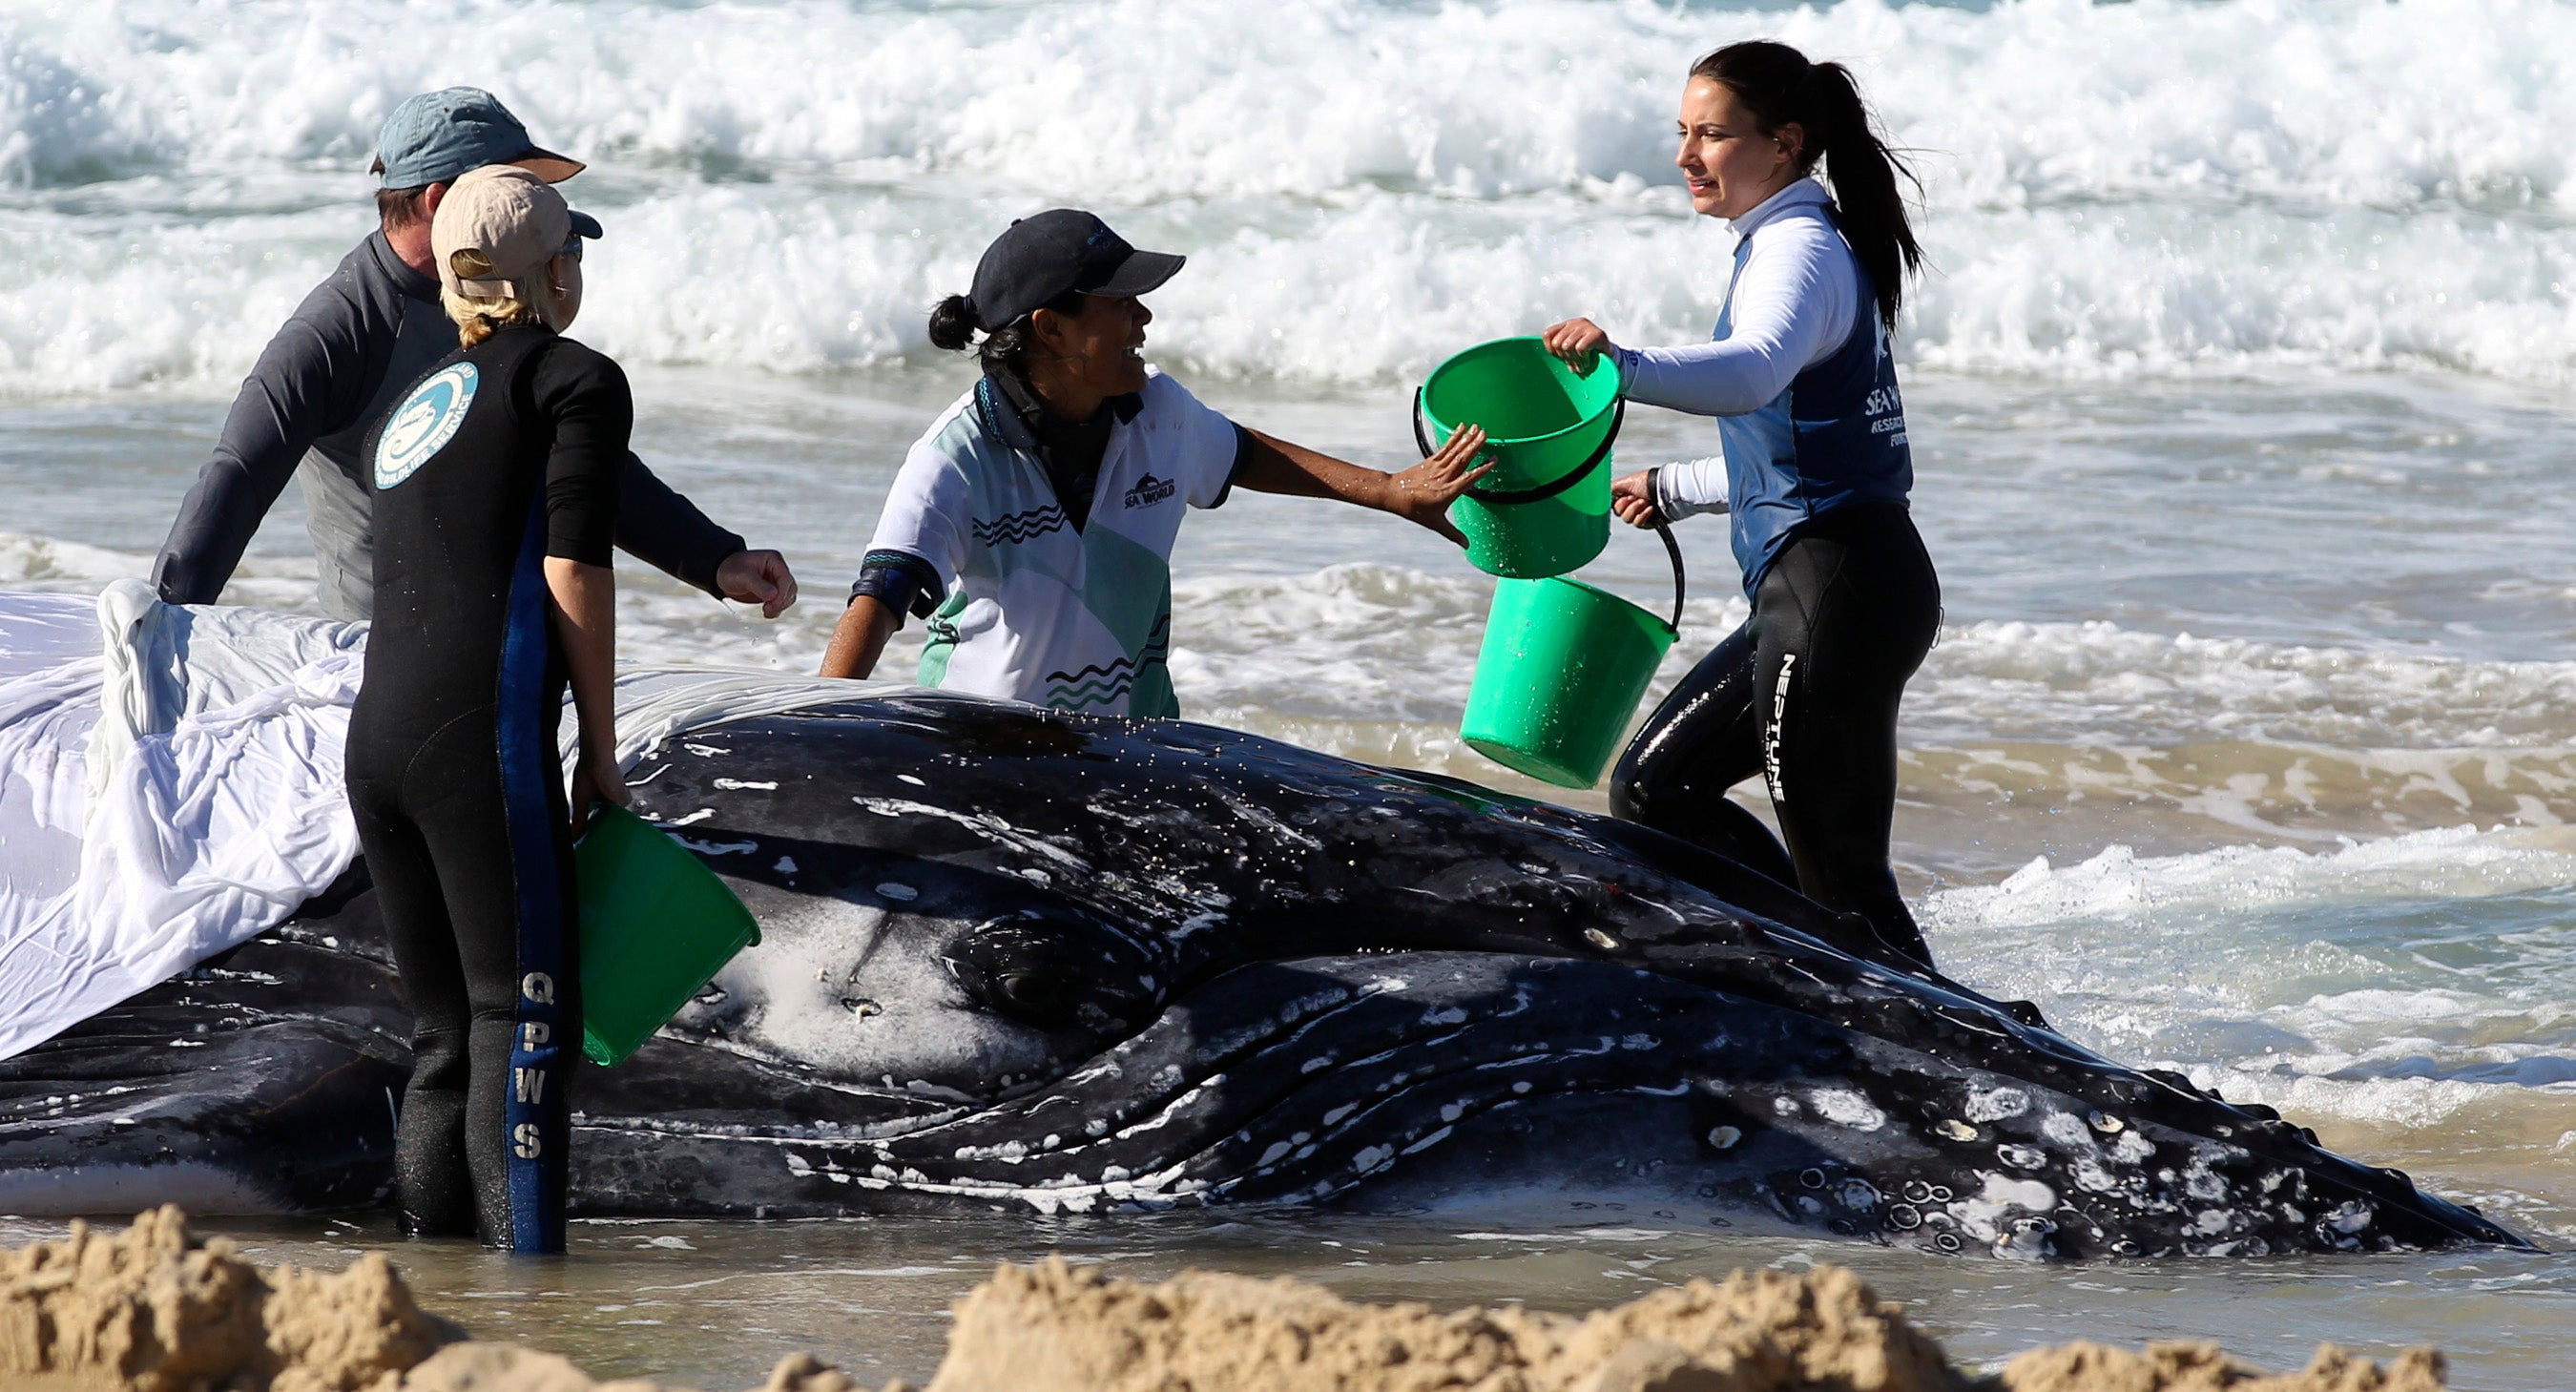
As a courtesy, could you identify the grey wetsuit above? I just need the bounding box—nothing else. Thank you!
[153,232,742,620]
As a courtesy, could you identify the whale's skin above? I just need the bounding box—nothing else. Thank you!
[0,692,2532,1260]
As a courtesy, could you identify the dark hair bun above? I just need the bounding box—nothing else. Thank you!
[926,294,979,352]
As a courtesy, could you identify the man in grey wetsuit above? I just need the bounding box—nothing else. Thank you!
[153,88,799,622]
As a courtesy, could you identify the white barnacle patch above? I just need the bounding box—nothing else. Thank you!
[1807,1088,1885,1132]
[1773,1096,1803,1118]
[1323,1104,1359,1127]
[1621,1033,1659,1051]
[712,779,778,791]
[1510,1081,1533,1095]
[1950,1174,2058,1243]
[875,883,919,902]
[2109,1130,2154,1164]
[675,836,759,857]
[783,1152,815,1176]
[1421,1006,1469,1027]
[1936,1119,1980,1143]
[1302,1056,1334,1074]
[1583,928,1619,950]
[773,856,798,876]
[2070,1156,2123,1194]
[2192,1209,2233,1236]
[1706,1126,1742,1151]
[2041,1112,2094,1147]
[1835,1179,1881,1212]
[1964,1085,2031,1122]
[1401,1127,1452,1156]
[2325,1201,2374,1234]
[1997,1144,2049,1170]
[1441,1104,1465,1123]
[1354,1144,1395,1174]
[1258,1142,1293,1168]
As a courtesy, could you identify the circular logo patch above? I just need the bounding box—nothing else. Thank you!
[375,363,479,489]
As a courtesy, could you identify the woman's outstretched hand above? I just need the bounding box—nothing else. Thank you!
[1385,425,1492,547]
[1610,468,1663,529]
[1542,318,1613,371]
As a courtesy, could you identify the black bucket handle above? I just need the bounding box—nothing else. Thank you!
[1414,388,1626,507]
[1650,517,1686,635]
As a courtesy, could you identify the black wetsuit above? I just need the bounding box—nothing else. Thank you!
[1610,502,1940,968]
[344,322,625,1253]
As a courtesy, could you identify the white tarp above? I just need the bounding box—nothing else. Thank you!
[0,582,366,1061]
[0,582,899,1064]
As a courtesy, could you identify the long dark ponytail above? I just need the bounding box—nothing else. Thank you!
[1693,41,1921,333]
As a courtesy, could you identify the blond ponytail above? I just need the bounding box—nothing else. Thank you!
[441,248,546,348]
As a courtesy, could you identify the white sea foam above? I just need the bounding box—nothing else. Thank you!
[1923,825,2576,1141]
[3,0,2573,393]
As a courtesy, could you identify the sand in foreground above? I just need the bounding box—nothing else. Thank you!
[0,1207,2444,1391]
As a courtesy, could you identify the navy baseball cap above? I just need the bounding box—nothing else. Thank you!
[966,210,1184,331]
[373,88,583,189]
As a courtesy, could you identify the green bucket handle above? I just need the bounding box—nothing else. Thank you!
[1414,388,1628,507]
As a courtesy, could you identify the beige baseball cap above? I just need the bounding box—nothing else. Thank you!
[430,165,600,301]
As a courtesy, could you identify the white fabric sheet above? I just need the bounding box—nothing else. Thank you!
[0,584,906,1063]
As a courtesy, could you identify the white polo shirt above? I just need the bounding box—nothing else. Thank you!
[865,366,1244,717]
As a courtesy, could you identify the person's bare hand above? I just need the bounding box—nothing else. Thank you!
[1610,469,1662,529]
[1542,318,1612,371]
[569,744,631,838]
[716,549,799,618]
[1386,425,1493,546]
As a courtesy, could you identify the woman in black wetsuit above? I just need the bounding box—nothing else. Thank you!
[1542,42,1940,971]
[346,165,628,1253]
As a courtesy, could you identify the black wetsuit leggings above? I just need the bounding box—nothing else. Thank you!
[1610,502,1940,969]
[346,699,576,1252]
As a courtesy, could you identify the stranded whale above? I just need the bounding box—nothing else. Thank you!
[0,690,2531,1259]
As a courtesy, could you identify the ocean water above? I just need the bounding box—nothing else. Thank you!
[4,0,2574,1385]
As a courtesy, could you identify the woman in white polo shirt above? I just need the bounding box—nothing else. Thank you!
[819,209,1488,717]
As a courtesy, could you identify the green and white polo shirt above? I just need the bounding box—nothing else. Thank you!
[864,366,1245,717]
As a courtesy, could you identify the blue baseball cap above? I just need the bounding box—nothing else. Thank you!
[372,88,583,190]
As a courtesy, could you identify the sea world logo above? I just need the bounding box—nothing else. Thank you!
[374,363,479,489]
[1123,473,1176,509]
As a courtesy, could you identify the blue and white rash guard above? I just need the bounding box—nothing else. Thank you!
[1609,177,1913,594]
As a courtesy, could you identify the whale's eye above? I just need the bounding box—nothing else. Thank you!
[942,911,1163,1034]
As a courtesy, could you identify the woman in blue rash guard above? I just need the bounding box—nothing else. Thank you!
[1542,40,1940,972]
[345,166,629,1253]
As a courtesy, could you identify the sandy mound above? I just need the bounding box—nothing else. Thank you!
[0,1208,876,1392]
[0,1204,452,1392]
[0,1210,2450,1392]
[924,1255,2451,1392]
[2001,1340,2446,1392]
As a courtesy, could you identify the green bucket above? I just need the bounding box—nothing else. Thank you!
[1461,523,1686,789]
[576,803,761,1067]
[1416,337,1625,580]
